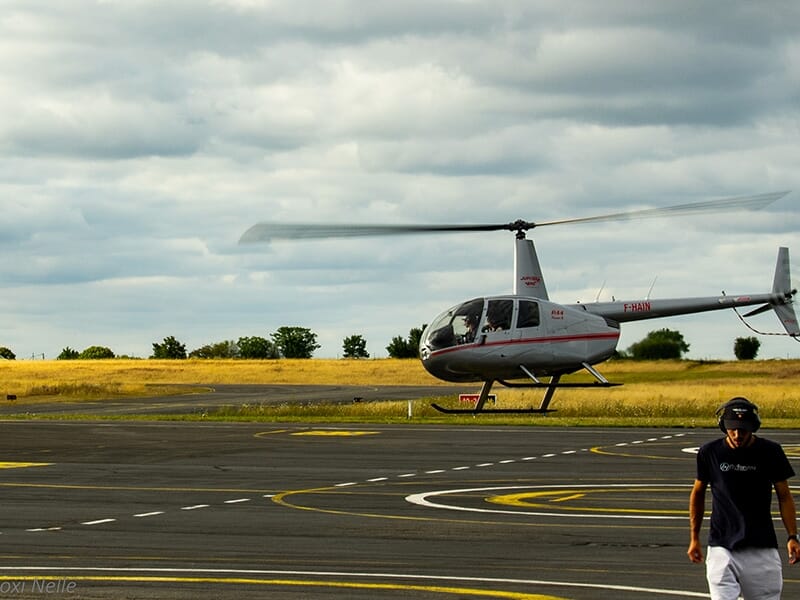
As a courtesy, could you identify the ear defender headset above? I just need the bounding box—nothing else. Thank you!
[716,396,761,433]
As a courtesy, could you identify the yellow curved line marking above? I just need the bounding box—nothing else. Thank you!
[487,489,685,515]
[589,446,685,461]
[254,429,289,438]
[0,462,51,469]
[272,486,667,531]
[0,576,566,599]
[291,431,380,437]
[271,486,433,521]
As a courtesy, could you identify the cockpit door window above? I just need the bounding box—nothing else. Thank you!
[517,300,540,328]
[483,299,513,332]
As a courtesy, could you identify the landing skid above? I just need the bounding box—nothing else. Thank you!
[431,362,621,415]
[430,404,557,414]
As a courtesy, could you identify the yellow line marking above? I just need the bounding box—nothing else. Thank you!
[0,576,566,599]
[589,445,685,461]
[254,429,289,438]
[0,482,272,493]
[487,489,685,515]
[550,493,585,503]
[290,431,379,437]
[0,462,51,469]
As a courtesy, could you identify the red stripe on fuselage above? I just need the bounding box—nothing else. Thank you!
[427,331,620,358]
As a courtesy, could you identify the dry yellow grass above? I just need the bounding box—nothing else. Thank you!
[1,357,799,425]
[0,358,443,400]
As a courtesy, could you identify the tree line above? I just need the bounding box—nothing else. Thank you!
[0,326,762,361]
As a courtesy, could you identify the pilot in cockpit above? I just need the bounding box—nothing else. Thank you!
[461,313,479,344]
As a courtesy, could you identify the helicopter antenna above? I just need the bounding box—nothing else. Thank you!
[594,280,606,303]
[646,277,658,300]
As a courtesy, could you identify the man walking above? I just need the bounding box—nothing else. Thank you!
[688,397,799,599]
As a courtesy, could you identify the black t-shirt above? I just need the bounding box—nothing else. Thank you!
[696,436,794,550]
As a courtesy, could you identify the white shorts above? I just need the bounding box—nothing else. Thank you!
[706,545,782,600]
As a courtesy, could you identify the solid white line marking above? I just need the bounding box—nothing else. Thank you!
[406,484,691,520]
[82,519,116,526]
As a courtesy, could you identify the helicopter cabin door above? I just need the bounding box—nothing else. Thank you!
[481,298,514,344]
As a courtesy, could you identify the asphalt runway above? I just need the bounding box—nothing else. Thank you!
[0,384,467,416]
[1,398,799,598]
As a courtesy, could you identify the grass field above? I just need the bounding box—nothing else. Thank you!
[1,357,799,427]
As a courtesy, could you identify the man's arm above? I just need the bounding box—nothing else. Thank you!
[774,480,800,565]
[688,479,707,563]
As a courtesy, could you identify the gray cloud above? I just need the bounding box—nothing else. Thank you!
[0,1,798,361]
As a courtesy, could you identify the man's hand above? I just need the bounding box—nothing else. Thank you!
[788,537,800,565]
[687,540,704,564]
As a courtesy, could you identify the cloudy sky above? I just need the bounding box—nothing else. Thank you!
[1,0,799,363]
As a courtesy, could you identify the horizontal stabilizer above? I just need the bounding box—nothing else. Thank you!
[743,304,773,318]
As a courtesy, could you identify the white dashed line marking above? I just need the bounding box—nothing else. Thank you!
[21,431,696,535]
[82,519,116,526]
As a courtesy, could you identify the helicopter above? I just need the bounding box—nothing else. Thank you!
[240,191,798,414]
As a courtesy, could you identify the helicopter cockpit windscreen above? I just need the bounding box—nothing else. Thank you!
[423,298,485,351]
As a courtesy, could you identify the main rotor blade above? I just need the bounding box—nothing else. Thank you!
[239,191,788,243]
[533,191,788,228]
[239,222,511,242]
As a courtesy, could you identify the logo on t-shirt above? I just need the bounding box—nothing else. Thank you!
[719,462,757,472]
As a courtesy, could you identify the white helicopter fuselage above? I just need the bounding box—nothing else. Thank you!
[420,243,797,385]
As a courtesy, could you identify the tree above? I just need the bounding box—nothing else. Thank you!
[0,347,16,360]
[271,327,320,359]
[237,336,279,359]
[626,328,690,360]
[734,336,761,360]
[79,345,115,359]
[57,347,80,360]
[386,325,427,359]
[342,334,369,359]
[189,340,240,359]
[151,336,187,359]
